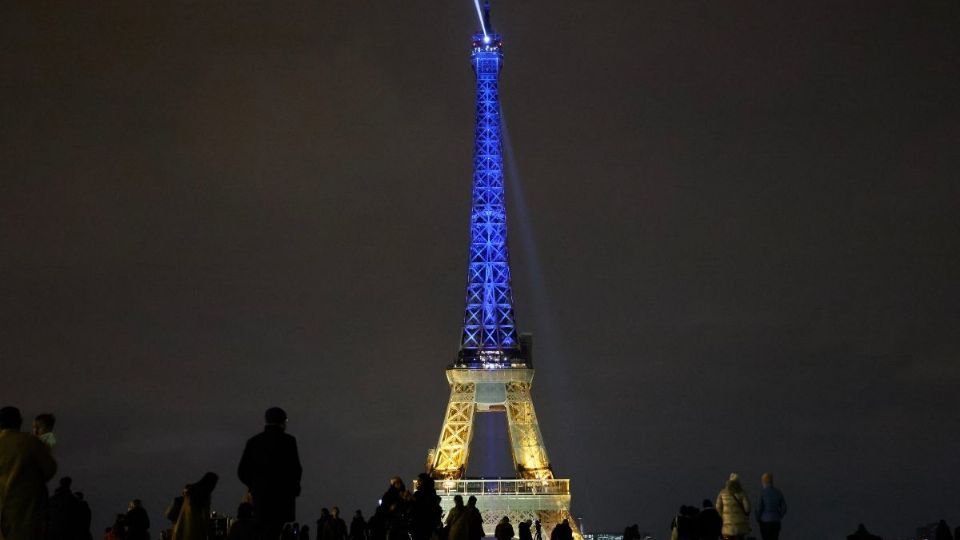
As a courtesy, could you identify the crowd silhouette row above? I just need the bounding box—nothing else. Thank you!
[1,406,956,540]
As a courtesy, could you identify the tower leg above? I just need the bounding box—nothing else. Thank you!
[505,381,553,479]
[429,382,477,479]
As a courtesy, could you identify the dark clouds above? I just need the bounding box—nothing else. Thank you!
[2,1,959,539]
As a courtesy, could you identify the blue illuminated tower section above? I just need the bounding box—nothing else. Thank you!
[458,14,520,365]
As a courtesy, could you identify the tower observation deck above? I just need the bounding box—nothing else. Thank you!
[424,3,580,537]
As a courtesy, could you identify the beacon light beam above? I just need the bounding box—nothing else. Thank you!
[473,0,490,42]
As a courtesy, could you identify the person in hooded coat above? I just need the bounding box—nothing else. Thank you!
[0,406,58,540]
[714,473,750,540]
[171,472,219,540]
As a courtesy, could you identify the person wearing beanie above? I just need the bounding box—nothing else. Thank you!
[714,473,751,540]
[238,407,303,540]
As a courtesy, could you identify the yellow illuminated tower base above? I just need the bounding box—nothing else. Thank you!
[426,367,580,539]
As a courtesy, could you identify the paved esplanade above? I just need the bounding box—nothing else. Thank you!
[424,2,579,538]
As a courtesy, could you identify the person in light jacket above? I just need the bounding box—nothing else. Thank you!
[714,473,750,540]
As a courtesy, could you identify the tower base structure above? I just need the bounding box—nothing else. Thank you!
[434,479,579,540]
[427,368,581,539]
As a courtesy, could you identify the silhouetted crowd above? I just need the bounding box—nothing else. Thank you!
[3,404,957,540]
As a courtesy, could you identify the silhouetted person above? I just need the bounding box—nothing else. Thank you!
[171,472,219,540]
[518,520,532,540]
[76,492,94,540]
[696,499,721,540]
[106,514,128,540]
[671,506,698,540]
[411,474,442,540]
[755,473,786,540]
[0,405,58,540]
[534,520,542,540]
[935,521,953,540]
[238,407,303,540]
[445,495,468,540]
[466,496,484,540]
[550,520,573,540]
[323,507,348,540]
[715,473,750,540]
[376,477,409,540]
[847,523,882,540]
[300,525,311,540]
[495,517,514,540]
[282,524,297,540]
[227,503,257,540]
[318,507,332,540]
[349,510,367,540]
[126,499,150,540]
[48,476,80,540]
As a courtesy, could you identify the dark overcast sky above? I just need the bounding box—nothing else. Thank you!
[2,1,959,539]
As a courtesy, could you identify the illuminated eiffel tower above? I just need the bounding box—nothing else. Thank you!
[424,3,579,537]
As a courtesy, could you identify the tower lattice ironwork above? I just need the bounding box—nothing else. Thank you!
[458,21,518,363]
[425,4,580,538]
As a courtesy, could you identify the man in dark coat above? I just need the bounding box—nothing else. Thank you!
[349,510,367,540]
[75,492,93,540]
[410,474,441,540]
[696,499,722,540]
[465,496,484,540]
[47,477,81,540]
[126,499,151,540]
[238,407,303,540]
[550,520,573,540]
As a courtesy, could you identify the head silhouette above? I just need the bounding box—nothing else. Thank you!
[0,407,23,430]
[265,407,288,428]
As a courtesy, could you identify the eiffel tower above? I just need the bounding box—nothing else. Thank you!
[424,3,579,537]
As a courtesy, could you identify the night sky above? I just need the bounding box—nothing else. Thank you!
[2,2,959,539]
